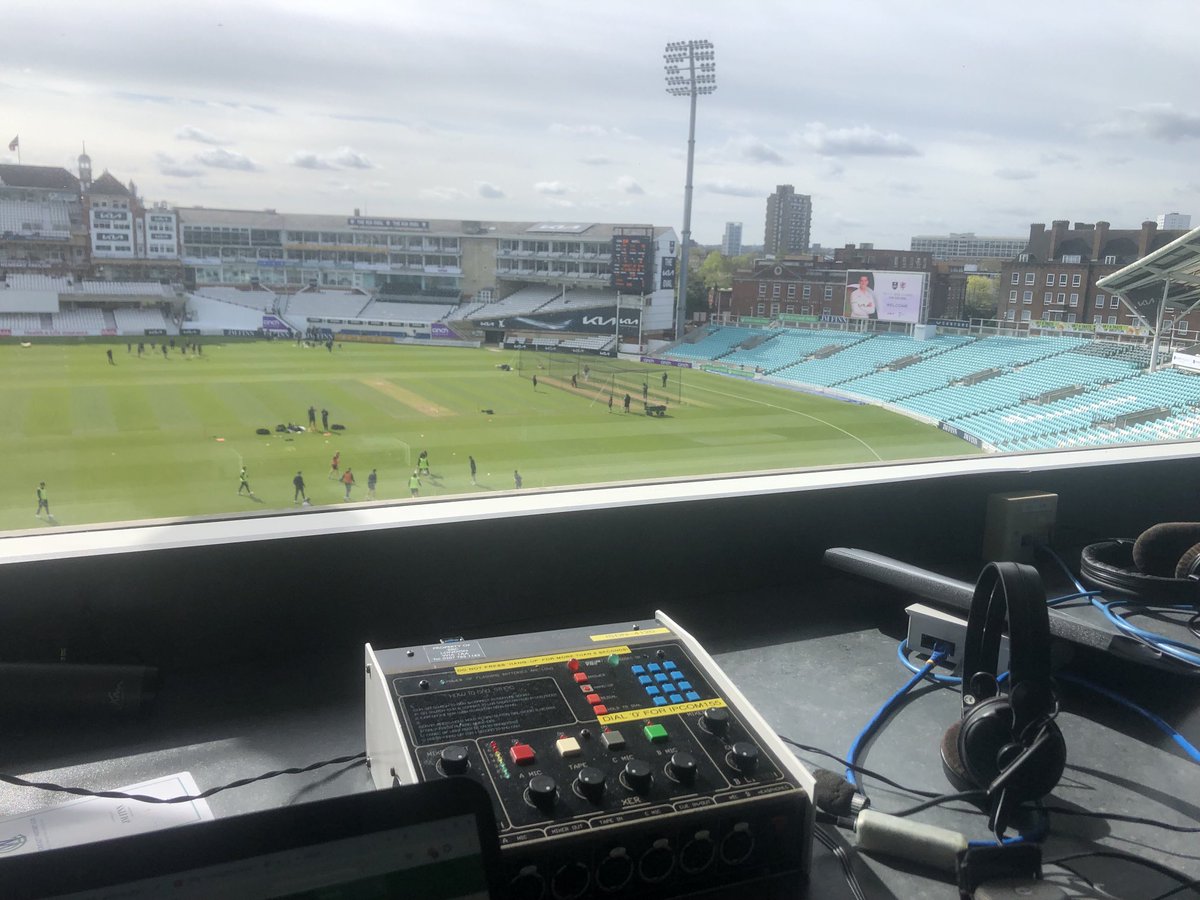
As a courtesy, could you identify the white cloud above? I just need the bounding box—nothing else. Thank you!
[535,181,569,195]
[155,152,202,178]
[332,146,374,169]
[581,155,613,166]
[615,176,644,195]
[419,186,469,201]
[701,180,757,197]
[175,125,228,145]
[195,147,259,171]
[994,168,1036,181]
[801,123,919,157]
[288,151,336,170]
[1091,103,1200,142]
[477,182,505,199]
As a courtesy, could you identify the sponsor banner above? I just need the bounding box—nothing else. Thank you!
[939,421,983,448]
[473,305,640,337]
[0,329,10,336]
[701,363,758,379]
[821,314,849,324]
[660,256,676,291]
[845,270,923,323]
[256,259,286,267]
[431,322,457,340]
[337,332,401,344]
[1096,322,1150,336]
[144,328,167,335]
[779,314,820,324]
[222,328,260,337]
[261,314,290,332]
[1033,319,1096,334]
[930,318,971,329]
[181,328,201,335]
[739,316,773,326]
[639,356,693,369]
[346,217,428,230]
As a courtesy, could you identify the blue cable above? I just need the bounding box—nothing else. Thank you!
[1057,672,1200,765]
[846,647,947,789]
[896,639,962,684]
[1033,541,1200,670]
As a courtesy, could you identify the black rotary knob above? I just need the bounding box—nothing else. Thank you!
[668,751,698,784]
[575,766,607,801]
[527,774,558,810]
[623,759,653,793]
[438,745,470,775]
[702,707,731,736]
[729,741,760,775]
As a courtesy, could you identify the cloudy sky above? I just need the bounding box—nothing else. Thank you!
[2,0,1197,248]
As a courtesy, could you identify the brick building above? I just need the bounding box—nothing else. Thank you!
[996,220,1190,329]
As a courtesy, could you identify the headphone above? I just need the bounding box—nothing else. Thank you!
[1080,522,1200,604]
[940,562,1066,832]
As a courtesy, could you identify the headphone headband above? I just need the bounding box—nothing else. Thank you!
[962,562,1053,730]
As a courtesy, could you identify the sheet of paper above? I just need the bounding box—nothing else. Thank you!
[0,771,213,856]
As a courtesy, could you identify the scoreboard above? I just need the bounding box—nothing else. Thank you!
[611,234,654,294]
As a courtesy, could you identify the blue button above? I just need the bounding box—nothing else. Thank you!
[677,681,692,691]
[647,663,662,673]
[685,691,700,701]
[671,671,685,681]
[653,696,667,706]
[631,665,645,675]
[669,693,684,704]
[638,675,652,685]
[654,673,669,683]
[663,661,677,670]
[646,686,660,696]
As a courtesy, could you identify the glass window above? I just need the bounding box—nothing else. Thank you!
[1058,273,1068,286]
[1009,290,1017,301]
[1095,294,1105,307]
[1111,297,1120,308]
[1044,292,1053,303]
[1046,274,1054,286]
[1023,291,1033,303]
[1021,310,1031,321]
[1011,272,1020,284]
[1072,274,1081,287]
[824,286,833,299]
[1069,293,1079,306]
[1025,272,1035,285]
[756,302,765,314]
[758,282,766,297]
[1108,316,1117,324]
[1057,293,1065,304]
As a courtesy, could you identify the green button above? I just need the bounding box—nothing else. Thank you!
[608,653,621,666]
[643,723,668,743]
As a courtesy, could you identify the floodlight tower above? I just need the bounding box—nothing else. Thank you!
[664,39,716,340]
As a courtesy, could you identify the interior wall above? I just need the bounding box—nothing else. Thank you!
[1,453,1197,673]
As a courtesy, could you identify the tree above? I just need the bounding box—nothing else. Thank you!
[964,274,998,320]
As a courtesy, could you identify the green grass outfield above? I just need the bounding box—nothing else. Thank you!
[0,341,978,530]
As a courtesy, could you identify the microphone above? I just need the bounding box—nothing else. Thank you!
[812,768,861,818]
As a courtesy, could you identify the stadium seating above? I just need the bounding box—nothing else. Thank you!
[663,325,763,361]
[773,333,971,388]
[113,307,173,333]
[471,286,561,318]
[52,308,107,332]
[193,287,277,311]
[78,281,174,297]
[357,300,458,322]
[723,328,862,372]
[0,199,72,238]
[3,273,71,291]
[279,292,372,319]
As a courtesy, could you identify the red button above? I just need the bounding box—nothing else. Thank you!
[593,705,609,716]
[568,658,581,672]
[579,684,593,693]
[509,743,536,766]
[586,693,601,705]
[573,672,588,683]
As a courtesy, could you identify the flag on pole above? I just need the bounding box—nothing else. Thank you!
[7,136,17,152]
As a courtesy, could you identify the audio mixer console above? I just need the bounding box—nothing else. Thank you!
[365,611,813,899]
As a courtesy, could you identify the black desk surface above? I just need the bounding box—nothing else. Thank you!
[2,578,1198,899]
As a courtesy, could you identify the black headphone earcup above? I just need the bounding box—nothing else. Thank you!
[939,719,971,788]
[1176,542,1200,580]
[956,698,1014,789]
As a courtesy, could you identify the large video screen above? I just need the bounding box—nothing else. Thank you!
[611,235,654,294]
[844,271,924,323]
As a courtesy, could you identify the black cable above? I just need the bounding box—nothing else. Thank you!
[1045,850,1195,890]
[888,790,987,818]
[815,825,869,900]
[1189,611,1200,642]
[778,734,941,798]
[1043,804,1200,834]
[0,751,367,804]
